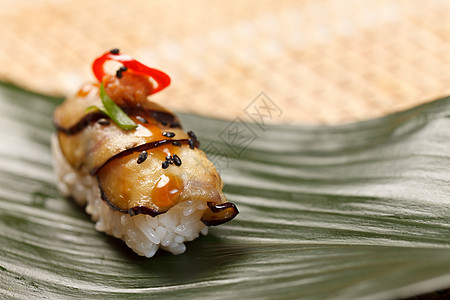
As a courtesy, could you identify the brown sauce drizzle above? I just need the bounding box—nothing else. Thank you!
[55,112,105,135]
[91,138,199,175]
[55,107,181,135]
[125,107,181,129]
[201,202,239,226]
[98,178,162,217]
[206,201,237,213]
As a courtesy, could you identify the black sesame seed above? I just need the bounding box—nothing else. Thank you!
[170,122,180,128]
[137,151,148,164]
[187,130,196,139]
[110,48,120,54]
[162,131,175,138]
[116,66,127,79]
[172,140,181,146]
[188,139,195,149]
[161,120,168,126]
[173,154,182,166]
[136,116,148,123]
[165,155,174,164]
[162,161,169,169]
[98,118,110,126]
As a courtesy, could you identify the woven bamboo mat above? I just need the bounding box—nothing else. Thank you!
[1,0,450,125]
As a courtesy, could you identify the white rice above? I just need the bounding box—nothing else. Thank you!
[51,136,208,258]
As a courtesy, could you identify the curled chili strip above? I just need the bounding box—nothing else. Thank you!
[92,50,171,95]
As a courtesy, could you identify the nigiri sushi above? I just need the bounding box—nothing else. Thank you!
[52,49,238,257]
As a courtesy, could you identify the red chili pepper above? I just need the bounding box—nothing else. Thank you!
[92,50,171,95]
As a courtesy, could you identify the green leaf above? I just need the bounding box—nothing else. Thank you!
[0,82,449,299]
[85,105,105,114]
[98,83,137,130]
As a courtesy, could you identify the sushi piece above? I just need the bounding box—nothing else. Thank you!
[52,49,238,257]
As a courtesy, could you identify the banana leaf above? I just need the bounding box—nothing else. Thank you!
[0,82,449,300]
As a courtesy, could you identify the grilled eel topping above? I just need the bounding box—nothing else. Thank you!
[54,50,238,226]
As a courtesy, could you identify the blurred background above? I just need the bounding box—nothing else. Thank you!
[1,0,450,124]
